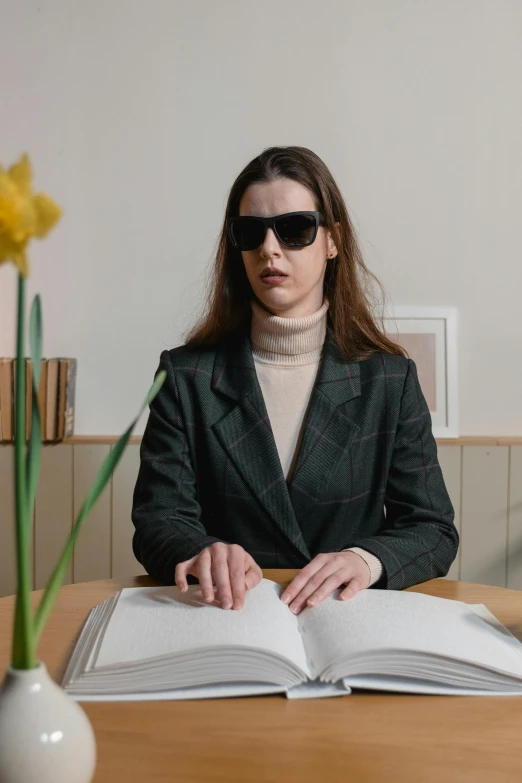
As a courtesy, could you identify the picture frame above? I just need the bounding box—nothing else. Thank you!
[383,306,458,438]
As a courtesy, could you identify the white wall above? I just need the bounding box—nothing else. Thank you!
[1,0,521,436]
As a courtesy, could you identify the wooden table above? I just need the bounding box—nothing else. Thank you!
[2,572,522,782]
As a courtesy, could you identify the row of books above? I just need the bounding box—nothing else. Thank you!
[0,358,77,443]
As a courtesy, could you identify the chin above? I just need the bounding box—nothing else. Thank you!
[255,289,292,310]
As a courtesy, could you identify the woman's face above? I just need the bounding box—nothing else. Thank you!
[238,178,338,318]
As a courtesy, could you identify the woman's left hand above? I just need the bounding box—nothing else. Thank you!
[280,551,371,614]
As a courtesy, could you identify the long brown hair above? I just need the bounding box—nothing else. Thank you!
[184,146,408,362]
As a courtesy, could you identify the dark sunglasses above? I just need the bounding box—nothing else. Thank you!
[227,211,325,251]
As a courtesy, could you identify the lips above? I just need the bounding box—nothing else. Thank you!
[260,268,287,278]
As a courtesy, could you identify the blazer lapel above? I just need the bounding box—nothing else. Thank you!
[210,327,362,558]
[287,332,362,527]
[211,330,311,560]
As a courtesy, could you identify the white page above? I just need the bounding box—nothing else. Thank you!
[298,589,522,680]
[94,578,310,677]
[67,683,289,702]
[67,681,353,703]
[342,677,522,697]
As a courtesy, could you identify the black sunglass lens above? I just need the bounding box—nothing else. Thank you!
[275,214,316,246]
[231,218,264,251]
[230,213,318,250]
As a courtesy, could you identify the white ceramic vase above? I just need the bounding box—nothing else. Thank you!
[0,661,96,783]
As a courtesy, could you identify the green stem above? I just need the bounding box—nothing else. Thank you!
[11,274,35,669]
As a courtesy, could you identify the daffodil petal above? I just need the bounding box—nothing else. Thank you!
[0,170,36,242]
[0,235,29,276]
[32,193,62,238]
[13,200,37,243]
[0,170,15,195]
[0,154,61,276]
[8,154,33,197]
[0,235,11,263]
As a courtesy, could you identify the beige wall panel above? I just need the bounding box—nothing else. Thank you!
[0,447,17,597]
[3,441,519,593]
[112,444,146,579]
[1,447,38,597]
[34,444,73,590]
[437,445,461,580]
[460,446,509,587]
[73,444,111,583]
[507,446,522,590]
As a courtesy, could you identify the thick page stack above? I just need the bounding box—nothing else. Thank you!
[62,579,522,701]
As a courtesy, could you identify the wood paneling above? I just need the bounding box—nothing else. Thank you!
[35,444,73,589]
[112,444,145,579]
[1,442,522,597]
[460,446,509,587]
[0,447,17,597]
[508,446,522,590]
[72,444,111,583]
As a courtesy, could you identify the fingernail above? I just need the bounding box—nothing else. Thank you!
[290,605,299,614]
[222,600,232,609]
[307,599,316,606]
[281,594,290,604]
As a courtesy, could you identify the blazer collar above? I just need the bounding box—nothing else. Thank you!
[211,327,361,406]
[210,328,362,561]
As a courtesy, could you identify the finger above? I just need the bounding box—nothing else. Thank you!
[211,546,233,610]
[288,566,338,614]
[174,560,190,592]
[175,553,201,591]
[305,573,347,608]
[244,559,263,590]
[197,548,215,603]
[280,555,329,605]
[338,577,366,601]
[228,545,247,610]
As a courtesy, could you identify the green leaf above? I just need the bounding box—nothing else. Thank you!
[11,598,25,667]
[29,295,43,386]
[32,369,166,646]
[26,295,43,525]
[11,274,34,669]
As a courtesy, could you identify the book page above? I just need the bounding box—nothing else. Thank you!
[298,589,522,679]
[68,683,290,702]
[95,578,310,676]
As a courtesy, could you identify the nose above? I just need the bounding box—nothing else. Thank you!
[260,227,281,254]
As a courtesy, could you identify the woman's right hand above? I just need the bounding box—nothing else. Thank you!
[174,542,263,610]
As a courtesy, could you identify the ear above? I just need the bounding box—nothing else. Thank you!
[326,221,341,258]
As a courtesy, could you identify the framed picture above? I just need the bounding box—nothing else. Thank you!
[383,307,458,438]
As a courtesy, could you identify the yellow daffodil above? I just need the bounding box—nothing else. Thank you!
[1,152,166,678]
[0,154,62,277]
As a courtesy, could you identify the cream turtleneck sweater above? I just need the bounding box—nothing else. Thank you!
[250,297,383,588]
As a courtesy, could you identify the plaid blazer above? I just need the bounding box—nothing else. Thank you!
[131,328,458,590]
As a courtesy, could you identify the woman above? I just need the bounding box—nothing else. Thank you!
[131,146,458,616]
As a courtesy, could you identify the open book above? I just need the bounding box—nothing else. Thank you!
[62,578,522,701]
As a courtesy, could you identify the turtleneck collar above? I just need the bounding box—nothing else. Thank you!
[250,297,329,366]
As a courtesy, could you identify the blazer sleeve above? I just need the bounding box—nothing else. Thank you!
[131,350,227,584]
[350,358,459,590]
